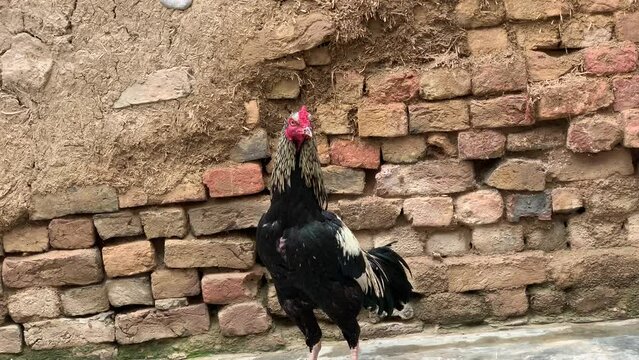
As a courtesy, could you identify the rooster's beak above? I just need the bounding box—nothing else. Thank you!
[303,127,313,138]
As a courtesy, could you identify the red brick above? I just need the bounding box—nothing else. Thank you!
[322,166,365,194]
[455,190,503,225]
[470,95,534,128]
[381,136,427,164]
[584,42,638,75]
[560,15,613,48]
[621,109,639,147]
[467,27,509,55]
[613,75,639,111]
[458,130,505,160]
[164,234,255,269]
[329,138,380,169]
[472,223,525,254]
[454,0,505,28]
[507,126,566,152]
[218,302,272,336]
[409,100,469,132]
[2,249,104,288]
[485,159,546,191]
[48,218,95,249]
[316,103,351,135]
[514,22,560,49]
[547,147,634,181]
[338,197,401,230]
[151,268,201,300]
[506,192,552,222]
[471,53,527,96]
[550,247,639,289]
[419,68,471,100]
[202,162,264,198]
[566,114,622,153]
[525,50,581,81]
[535,77,613,120]
[487,288,528,319]
[551,188,583,213]
[334,71,364,104]
[102,241,156,278]
[426,230,471,257]
[403,197,453,227]
[202,269,263,304]
[615,12,639,43]
[580,0,624,13]
[446,251,547,291]
[367,69,419,103]
[357,102,408,137]
[504,0,570,20]
[2,225,49,253]
[404,257,448,295]
[376,161,475,197]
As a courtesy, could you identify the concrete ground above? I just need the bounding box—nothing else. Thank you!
[201,319,639,359]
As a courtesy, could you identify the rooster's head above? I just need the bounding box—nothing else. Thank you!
[284,105,313,149]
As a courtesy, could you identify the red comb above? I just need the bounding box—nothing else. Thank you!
[298,105,310,125]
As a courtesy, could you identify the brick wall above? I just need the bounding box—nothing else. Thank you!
[2,1,639,358]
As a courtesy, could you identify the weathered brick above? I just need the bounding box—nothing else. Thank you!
[316,103,351,135]
[158,181,208,205]
[547,147,633,181]
[155,298,188,310]
[567,286,619,314]
[330,138,380,169]
[454,0,505,28]
[93,211,143,240]
[202,162,265,198]
[560,15,613,48]
[427,134,458,157]
[229,128,270,163]
[23,313,114,350]
[471,53,527,96]
[470,94,534,128]
[584,41,638,75]
[106,276,154,307]
[334,71,364,104]
[426,230,471,257]
[404,257,448,295]
[567,213,626,249]
[357,102,408,137]
[48,218,95,249]
[486,288,528,319]
[525,50,581,81]
[151,268,201,300]
[529,285,565,315]
[506,126,566,152]
[272,55,305,71]
[188,195,269,236]
[0,298,8,323]
[535,77,613,120]
[550,247,639,289]
[322,166,365,195]
[338,197,401,230]
[566,114,622,153]
[218,301,272,336]
[139,207,188,239]
[102,241,156,278]
[472,223,525,254]
[467,27,509,55]
[504,0,570,20]
[367,69,419,103]
[266,78,299,99]
[381,136,427,164]
[455,189,503,225]
[360,321,423,339]
[419,68,471,100]
[61,285,109,317]
[524,219,567,251]
[2,225,49,253]
[371,225,428,258]
[583,176,639,217]
[304,46,331,66]
[409,101,469,132]
[485,159,546,191]
[414,292,488,324]
[621,109,639,147]
[403,197,453,227]
[580,0,624,13]
[615,12,639,42]
[202,270,263,304]
[513,22,560,49]
[446,252,547,291]
[315,133,331,165]
[551,188,583,213]
[0,324,22,354]
[2,249,104,288]
[376,161,475,197]
[612,75,639,111]
[458,130,505,160]
[506,192,552,222]
[8,287,61,323]
[30,185,119,220]
[244,99,260,128]
[628,212,639,245]
[164,234,255,269]
[266,283,285,317]
[115,304,210,344]
[117,188,148,209]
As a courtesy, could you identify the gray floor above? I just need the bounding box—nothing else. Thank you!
[201,319,639,359]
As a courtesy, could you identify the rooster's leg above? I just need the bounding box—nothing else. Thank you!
[308,342,321,360]
[350,345,360,360]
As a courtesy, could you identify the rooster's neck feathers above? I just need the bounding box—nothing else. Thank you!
[271,129,327,210]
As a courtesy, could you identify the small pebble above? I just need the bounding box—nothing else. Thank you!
[160,0,192,10]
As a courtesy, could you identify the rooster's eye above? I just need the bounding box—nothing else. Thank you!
[288,118,299,126]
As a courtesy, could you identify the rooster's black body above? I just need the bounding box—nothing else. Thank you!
[256,106,414,359]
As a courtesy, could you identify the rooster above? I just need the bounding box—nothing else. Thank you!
[257,105,414,360]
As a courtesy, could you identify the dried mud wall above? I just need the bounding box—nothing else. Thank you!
[2,0,639,358]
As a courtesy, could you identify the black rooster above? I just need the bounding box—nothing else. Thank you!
[257,106,414,360]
